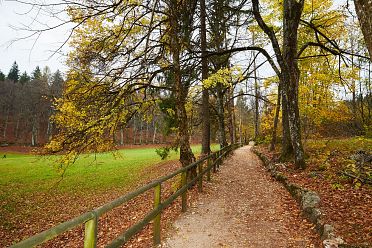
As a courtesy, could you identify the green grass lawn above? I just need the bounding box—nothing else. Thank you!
[1,144,221,246]
[0,144,219,196]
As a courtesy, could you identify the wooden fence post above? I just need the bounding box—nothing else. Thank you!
[84,214,97,248]
[153,183,161,246]
[198,163,203,192]
[181,171,187,212]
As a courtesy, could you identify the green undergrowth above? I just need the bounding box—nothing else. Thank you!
[305,137,371,168]
[304,137,372,186]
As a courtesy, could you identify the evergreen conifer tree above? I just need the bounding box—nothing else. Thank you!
[32,66,42,80]
[19,71,30,84]
[0,70,5,81]
[7,61,20,82]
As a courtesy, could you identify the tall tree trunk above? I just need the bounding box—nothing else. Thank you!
[239,108,243,144]
[270,82,281,151]
[200,0,211,155]
[46,110,53,141]
[351,45,358,130]
[46,121,52,141]
[354,0,372,58]
[133,115,137,144]
[368,61,371,121]
[216,84,227,149]
[281,88,293,158]
[252,0,305,168]
[139,117,143,144]
[227,88,236,144]
[174,61,195,167]
[145,122,149,144]
[15,115,20,140]
[232,98,237,143]
[170,25,195,167]
[253,32,260,140]
[31,116,38,146]
[2,107,10,140]
[359,59,365,125]
[152,120,157,143]
[167,0,197,173]
[120,125,124,145]
[282,0,305,169]
[254,73,260,140]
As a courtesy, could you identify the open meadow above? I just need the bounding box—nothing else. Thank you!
[0,144,218,246]
[1,0,372,246]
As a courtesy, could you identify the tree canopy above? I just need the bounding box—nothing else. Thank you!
[7,0,371,170]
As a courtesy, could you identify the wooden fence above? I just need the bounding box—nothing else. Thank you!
[10,143,242,248]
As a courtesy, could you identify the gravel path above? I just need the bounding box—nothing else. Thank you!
[162,146,320,248]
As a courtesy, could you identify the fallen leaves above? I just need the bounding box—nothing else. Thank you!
[1,160,203,248]
[256,141,372,246]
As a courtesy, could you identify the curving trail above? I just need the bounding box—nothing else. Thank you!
[163,146,319,248]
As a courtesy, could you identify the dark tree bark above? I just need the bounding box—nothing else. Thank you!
[31,115,38,146]
[132,115,137,144]
[209,0,230,149]
[281,88,293,158]
[254,67,260,140]
[152,119,157,144]
[354,0,372,58]
[168,0,196,167]
[350,44,359,130]
[227,87,236,144]
[2,107,9,140]
[139,117,143,144]
[145,122,149,144]
[252,0,305,168]
[174,58,195,167]
[253,32,260,140]
[216,83,228,149]
[368,61,371,121]
[281,0,306,168]
[200,0,211,155]
[120,126,124,145]
[270,82,281,151]
[46,115,53,141]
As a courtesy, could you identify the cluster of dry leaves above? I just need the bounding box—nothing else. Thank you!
[164,146,321,247]
[256,146,372,246]
[1,159,203,248]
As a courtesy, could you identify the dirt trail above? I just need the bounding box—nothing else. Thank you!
[163,146,319,248]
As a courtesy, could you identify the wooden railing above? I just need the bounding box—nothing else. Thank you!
[10,143,242,248]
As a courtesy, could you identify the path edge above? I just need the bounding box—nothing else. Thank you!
[251,147,368,248]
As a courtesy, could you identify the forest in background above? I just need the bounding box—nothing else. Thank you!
[0,62,64,146]
[0,0,370,170]
[0,63,254,147]
[1,0,372,246]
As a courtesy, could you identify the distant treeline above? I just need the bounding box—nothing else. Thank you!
[0,62,228,146]
[0,62,64,146]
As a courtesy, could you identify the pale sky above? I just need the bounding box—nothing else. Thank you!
[0,0,72,75]
[0,0,350,77]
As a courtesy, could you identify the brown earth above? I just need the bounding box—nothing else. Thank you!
[0,144,164,154]
[163,146,320,248]
[255,144,372,246]
[1,160,203,248]
[0,145,35,154]
[3,145,322,248]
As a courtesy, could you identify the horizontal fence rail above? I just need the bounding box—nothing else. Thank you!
[10,143,242,248]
